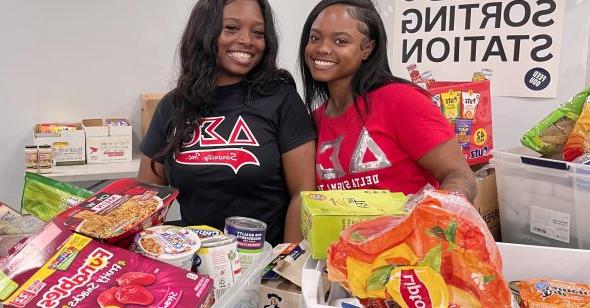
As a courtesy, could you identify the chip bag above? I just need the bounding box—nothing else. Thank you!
[522,86,590,156]
[563,95,590,161]
[510,279,590,307]
[327,189,511,308]
[21,172,93,221]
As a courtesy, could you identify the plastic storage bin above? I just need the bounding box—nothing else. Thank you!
[212,242,273,307]
[301,242,590,307]
[493,147,590,249]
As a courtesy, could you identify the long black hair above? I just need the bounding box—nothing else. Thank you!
[152,0,294,176]
[298,0,422,113]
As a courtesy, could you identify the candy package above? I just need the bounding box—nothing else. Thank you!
[563,95,590,161]
[327,189,511,307]
[522,86,590,156]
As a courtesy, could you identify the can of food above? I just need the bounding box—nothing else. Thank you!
[132,225,201,270]
[185,225,223,240]
[223,216,266,271]
[193,234,242,301]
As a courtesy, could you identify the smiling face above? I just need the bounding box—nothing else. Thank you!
[216,0,266,86]
[304,5,373,87]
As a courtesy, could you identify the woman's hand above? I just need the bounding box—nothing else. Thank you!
[418,138,477,203]
[282,140,317,243]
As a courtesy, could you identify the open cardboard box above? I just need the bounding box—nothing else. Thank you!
[82,118,132,163]
[302,242,590,307]
[259,242,311,307]
[33,123,86,165]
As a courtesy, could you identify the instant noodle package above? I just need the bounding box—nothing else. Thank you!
[57,179,178,246]
[326,189,511,307]
[0,222,214,308]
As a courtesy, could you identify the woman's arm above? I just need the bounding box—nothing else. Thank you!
[418,138,477,202]
[137,154,168,186]
[282,140,317,243]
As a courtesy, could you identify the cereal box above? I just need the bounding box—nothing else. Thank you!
[0,223,214,308]
[57,179,179,246]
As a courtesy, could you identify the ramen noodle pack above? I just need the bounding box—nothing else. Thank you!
[326,189,511,307]
[0,222,214,308]
[522,86,590,156]
[510,279,590,307]
[57,179,179,245]
[563,96,590,162]
[429,80,493,166]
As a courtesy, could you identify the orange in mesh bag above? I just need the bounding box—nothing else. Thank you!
[327,190,511,308]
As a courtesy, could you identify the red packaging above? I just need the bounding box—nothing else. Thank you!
[429,80,493,166]
[56,179,178,246]
[0,223,214,308]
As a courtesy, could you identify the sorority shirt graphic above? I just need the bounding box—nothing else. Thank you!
[140,82,316,245]
[314,83,454,195]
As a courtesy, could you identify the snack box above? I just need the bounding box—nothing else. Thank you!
[0,223,214,308]
[33,123,86,165]
[56,179,179,246]
[82,118,132,164]
[300,190,407,259]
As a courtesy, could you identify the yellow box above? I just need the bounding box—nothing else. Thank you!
[300,190,407,259]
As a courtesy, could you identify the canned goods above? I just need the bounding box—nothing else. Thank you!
[185,225,223,239]
[224,216,266,271]
[132,225,201,270]
[193,234,241,301]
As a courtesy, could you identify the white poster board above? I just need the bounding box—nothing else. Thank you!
[391,0,566,98]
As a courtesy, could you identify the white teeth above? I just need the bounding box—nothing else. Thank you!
[228,51,253,63]
[314,60,335,67]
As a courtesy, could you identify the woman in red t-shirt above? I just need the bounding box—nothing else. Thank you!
[298,0,477,201]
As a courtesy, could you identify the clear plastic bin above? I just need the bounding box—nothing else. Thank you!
[493,147,590,249]
[212,242,273,308]
[301,243,590,307]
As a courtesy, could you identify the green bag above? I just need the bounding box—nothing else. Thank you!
[521,86,590,156]
[21,172,93,221]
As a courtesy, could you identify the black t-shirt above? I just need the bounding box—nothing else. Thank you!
[139,81,316,245]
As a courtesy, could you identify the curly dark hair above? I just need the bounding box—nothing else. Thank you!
[152,0,295,175]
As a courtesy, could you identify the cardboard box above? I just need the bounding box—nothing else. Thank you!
[300,190,408,259]
[259,242,310,308]
[473,167,501,241]
[82,118,132,163]
[33,123,86,165]
[140,93,164,137]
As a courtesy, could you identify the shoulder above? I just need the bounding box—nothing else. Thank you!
[369,82,433,110]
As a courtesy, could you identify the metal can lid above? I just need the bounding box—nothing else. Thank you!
[225,216,267,231]
[200,234,237,248]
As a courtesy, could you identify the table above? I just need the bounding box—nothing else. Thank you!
[43,158,141,183]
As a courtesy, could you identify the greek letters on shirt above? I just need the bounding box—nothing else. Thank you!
[174,116,260,173]
[317,127,391,190]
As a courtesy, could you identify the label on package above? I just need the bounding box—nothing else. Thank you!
[224,225,264,251]
[530,205,570,243]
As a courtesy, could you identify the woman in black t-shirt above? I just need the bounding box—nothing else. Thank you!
[138,0,317,245]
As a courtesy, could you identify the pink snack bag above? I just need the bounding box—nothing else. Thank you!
[0,223,214,308]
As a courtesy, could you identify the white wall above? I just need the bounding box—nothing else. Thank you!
[1,0,589,209]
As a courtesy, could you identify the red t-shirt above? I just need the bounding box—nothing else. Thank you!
[314,83,454,195]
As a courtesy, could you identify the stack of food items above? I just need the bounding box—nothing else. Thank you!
[326,189,512,307]
[522,86,590,163]
[1,177,274,307]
